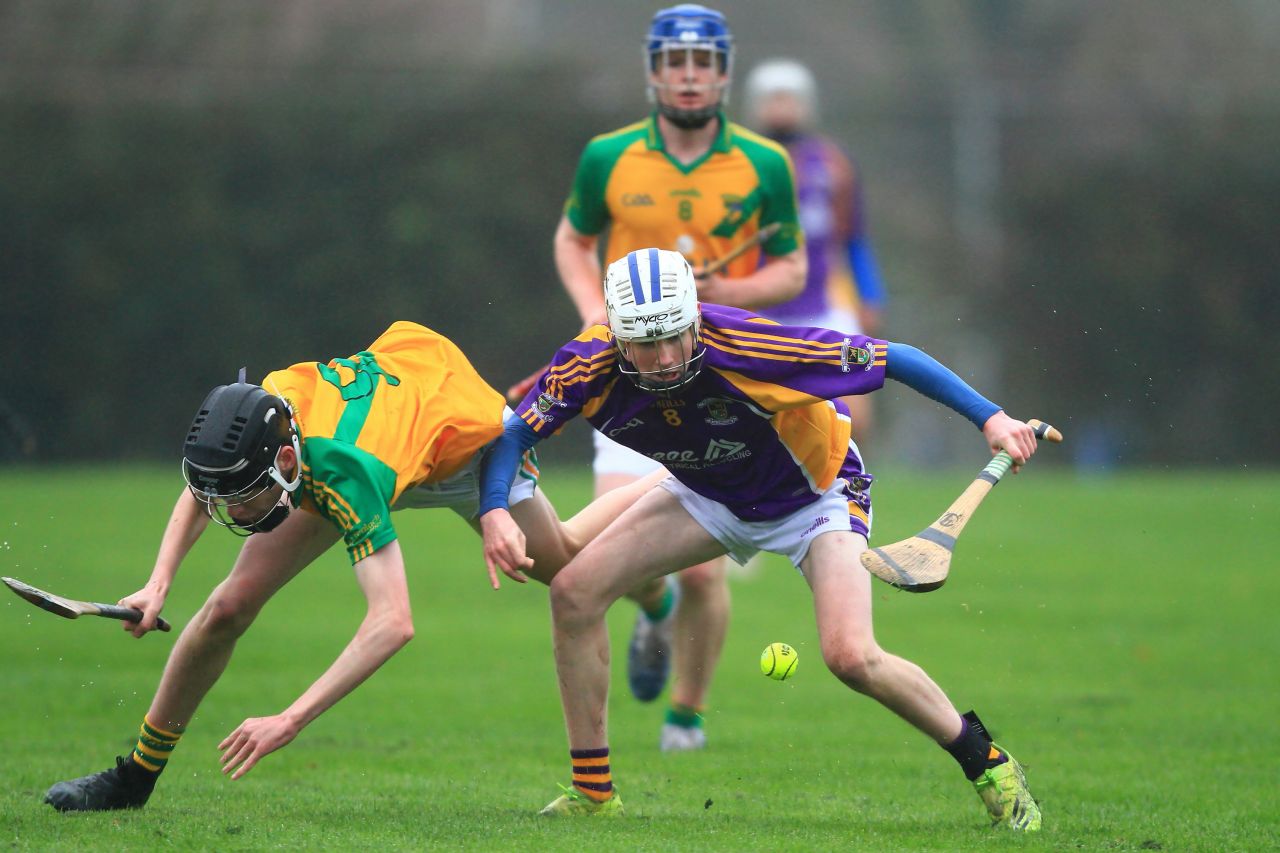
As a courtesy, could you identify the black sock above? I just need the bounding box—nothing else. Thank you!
[943,710,1008,781]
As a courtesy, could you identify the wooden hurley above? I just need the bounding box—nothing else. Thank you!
[3,576,173,631]
[859,419,1063,592]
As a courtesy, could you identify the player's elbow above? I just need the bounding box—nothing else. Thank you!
[783,252,807,299]
[369,607,415,651]
[554,216,594,252]
[387,614,415,649]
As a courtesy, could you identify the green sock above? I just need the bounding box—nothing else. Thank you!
[644,580,675,622]
[665,703,703,729]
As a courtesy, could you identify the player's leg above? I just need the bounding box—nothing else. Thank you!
[587,432,681,702]
[470,461,669,587]
[662,556,729,751]
[505,488,575,586]
[801,530,1040,830]
[802,530,959,736]
[593,470,683,703]
[559,468,668,560]
[45,510,339,812]
[541,485,725,815]
[148,510,339,727]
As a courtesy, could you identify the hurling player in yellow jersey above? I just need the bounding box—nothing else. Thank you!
[44,321,654,812]
[551,4,806,753]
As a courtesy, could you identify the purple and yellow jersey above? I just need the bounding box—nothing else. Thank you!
[516,305,887,522]
[263,321,506,563]
[768,133,872,323]
[563,112,803,277]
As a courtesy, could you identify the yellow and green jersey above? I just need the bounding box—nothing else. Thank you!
[563,112,803,277]
[263,321,506,564]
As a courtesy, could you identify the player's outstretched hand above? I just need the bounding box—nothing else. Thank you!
[118,580,168,638]
[219,713,300,780]
[479,509,533,588]
[982,411,1039,471]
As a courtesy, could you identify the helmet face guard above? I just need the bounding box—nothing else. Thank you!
[181,382,302,536]
[605,248,705,393]
[616,328,705,392]
[183,452,297,537]
[645,4,734,128]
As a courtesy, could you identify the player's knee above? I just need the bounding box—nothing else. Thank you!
[549,572,605,628]
[196,586,259,638]
[677,560,726,599]
[822,642,882,692]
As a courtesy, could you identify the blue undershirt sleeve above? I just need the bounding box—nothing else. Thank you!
[478,417,543,516]
[885,342,1000,429]
[847,236,886,309]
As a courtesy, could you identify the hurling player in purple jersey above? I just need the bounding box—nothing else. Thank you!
[745,59,888,443]
[477,249,1042,829]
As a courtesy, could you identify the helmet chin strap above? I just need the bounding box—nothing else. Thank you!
[266,431,303,493]
[658,100,719,130]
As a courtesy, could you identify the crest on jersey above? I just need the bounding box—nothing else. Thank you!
[840,339,872,373]
[698,397,738,426]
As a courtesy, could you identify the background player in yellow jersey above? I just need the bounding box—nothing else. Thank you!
[44,321,655,812]
[551,4,806,753]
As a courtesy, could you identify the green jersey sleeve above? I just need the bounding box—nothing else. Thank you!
[734,132,803,256]
[299,437,400,565]
[563,126,645,236]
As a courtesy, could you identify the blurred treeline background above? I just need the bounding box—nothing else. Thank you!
[2,1,1276,467]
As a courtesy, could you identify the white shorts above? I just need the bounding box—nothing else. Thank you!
[659,476,873,571]
[393,409,538,519]
[593,429,664,479]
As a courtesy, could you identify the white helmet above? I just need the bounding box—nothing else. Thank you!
[745,58,818,125]
[603,248,704,391]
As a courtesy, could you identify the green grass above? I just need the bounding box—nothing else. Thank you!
[1,465,1277,850]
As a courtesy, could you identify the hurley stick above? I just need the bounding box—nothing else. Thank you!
[860,419,1063,592]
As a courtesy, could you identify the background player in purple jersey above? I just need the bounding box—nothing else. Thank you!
[745,58,888,443]
[478,249,1042,829]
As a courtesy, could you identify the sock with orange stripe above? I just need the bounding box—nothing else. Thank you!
[944,710,1008,781]
[570,747,614,802]
[129,715,185,775]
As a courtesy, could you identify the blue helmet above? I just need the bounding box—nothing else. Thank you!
[645,5,734,129]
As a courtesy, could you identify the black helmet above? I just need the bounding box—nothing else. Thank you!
[182,382,301,533]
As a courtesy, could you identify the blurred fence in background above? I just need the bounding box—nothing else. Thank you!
[2,1,1277,467]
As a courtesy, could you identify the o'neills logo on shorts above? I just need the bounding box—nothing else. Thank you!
[800,516,830,538]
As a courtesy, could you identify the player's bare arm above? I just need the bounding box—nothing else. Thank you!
[119,488,210,638]
[695,246,806,309]
[553,216,607,330]
[218,540,414,780]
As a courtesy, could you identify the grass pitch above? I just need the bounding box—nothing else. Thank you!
[1,464,1277,850]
